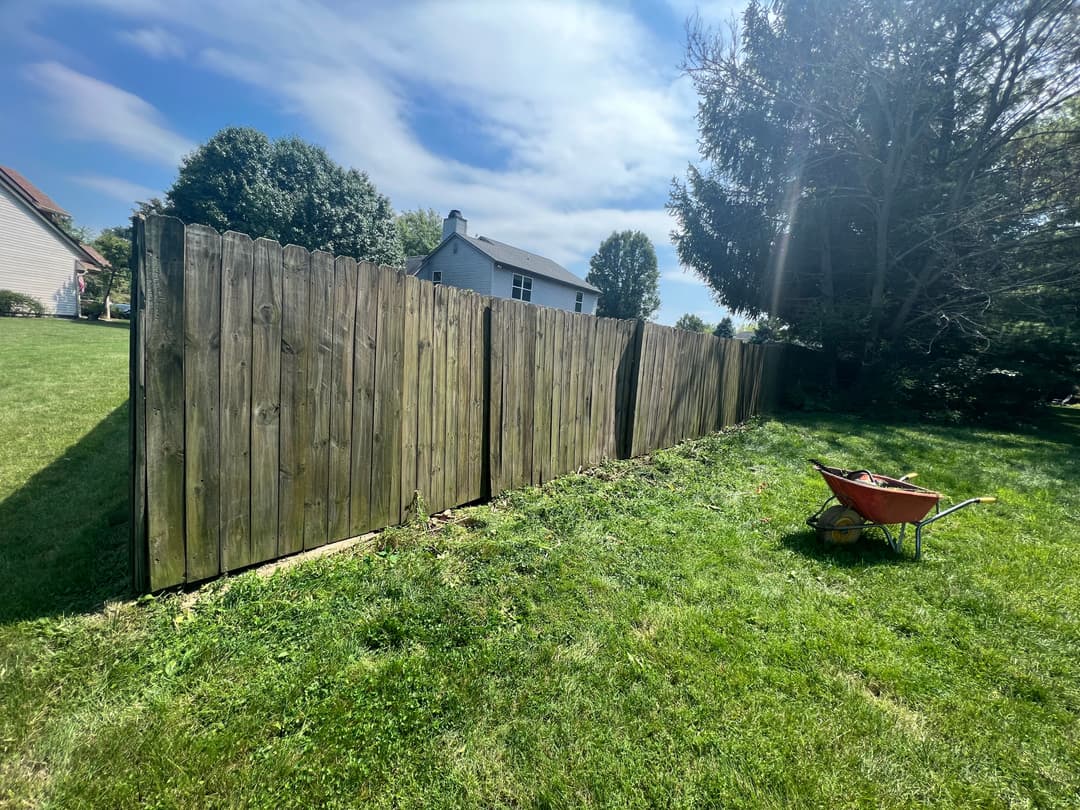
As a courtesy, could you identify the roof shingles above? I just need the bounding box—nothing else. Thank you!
[0,166,69,217]
[463,235,600,294]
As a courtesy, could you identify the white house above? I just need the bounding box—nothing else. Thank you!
[408,210,600,314]
[0,166,105,316]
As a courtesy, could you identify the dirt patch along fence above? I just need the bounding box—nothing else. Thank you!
[130,216,792,591]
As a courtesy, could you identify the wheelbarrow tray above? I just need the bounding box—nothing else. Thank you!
[814,464,942,525]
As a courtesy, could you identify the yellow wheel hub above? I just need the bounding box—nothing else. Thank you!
[818,505,865,545]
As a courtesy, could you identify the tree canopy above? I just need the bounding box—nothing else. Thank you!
[713,316,735,339]
[675,313,711,333]
[670,0,1079,409]
[396,208,443,257]
[166,127,403,266]
[586,230,661,320]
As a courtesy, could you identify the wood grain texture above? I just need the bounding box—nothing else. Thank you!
[328,256,357,542]
[548,309,565,478]
[219,231,254,572]
[349,261,378,535]
[130,217,148,592]
[468,295,485,500]
[400,274,420,522]
[456,294,473,502]
[278,244,310,556]
[444,288,460,505]
[371,267,404,527]
[584,317,596,464]
[303,251,334,549]
[143,216,187,589]
[416,281,435,511]
[519,304,536,487]
[532,307,550,484]
[251,238,282,564]
[183,224,222,582]
[432,284,449,510]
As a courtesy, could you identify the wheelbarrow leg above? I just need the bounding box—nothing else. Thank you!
[881,524,898,554]
[912,497,997,561]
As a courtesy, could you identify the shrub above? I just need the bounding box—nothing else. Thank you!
[0,290,45,317]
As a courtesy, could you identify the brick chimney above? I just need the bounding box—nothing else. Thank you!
[442,209,467,240]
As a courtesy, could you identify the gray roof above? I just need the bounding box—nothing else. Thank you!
[405,256,425,275]
[460,234,600,294]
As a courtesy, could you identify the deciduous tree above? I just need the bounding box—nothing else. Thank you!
[396,208,443,256]
[166,127,403,265]
[675,313,711,333]
[586,230,660,320]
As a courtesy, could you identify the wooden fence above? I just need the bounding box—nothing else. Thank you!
[131,216,790,591]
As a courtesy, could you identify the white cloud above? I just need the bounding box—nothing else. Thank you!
[23,61,192,166]
[61,0,701,271]
[72,173,159,203]
[118,26,184,59]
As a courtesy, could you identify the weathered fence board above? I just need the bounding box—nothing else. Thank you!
[141,216,186,590]
[400,275,420,521]
[278,244,310,556]
[416,281,435,510]
[220,231,253,571]
[328,256,357,542]
[349,261,378,536]
[304,251,334,549]
[129,220,148,591]
[133,216,797,591]
[251,238,282,564]
[183,224,222,581]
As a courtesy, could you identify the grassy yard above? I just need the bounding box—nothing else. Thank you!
[2,318,1078,808]
[0,318,131,623]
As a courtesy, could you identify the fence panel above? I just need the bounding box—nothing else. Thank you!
[251,238,282,564]
[220,232,253,571]
[133,216,797,590]
[183,224,222,581]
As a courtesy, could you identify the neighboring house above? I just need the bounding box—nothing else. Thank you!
[409,210,600,314]
[733,330,755,342]
[0,166,105,316]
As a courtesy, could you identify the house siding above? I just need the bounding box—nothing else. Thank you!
[415,237,494,295]
[0,183,80,315]
[492,266,597,314]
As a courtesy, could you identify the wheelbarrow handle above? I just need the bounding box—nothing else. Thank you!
[976,496,997,503]
[899,472,918,482]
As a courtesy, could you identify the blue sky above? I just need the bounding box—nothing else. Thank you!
[1,0,742,325]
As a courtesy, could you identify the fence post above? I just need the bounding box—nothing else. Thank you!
[129,215,148,593]
[480,299,493,499]
[620,318,646,458]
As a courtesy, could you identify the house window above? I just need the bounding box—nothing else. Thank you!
[512,273,532,302]
[575,292,584,313]
[432,270,442,286]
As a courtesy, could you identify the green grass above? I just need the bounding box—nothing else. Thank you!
[2,318,1079,808]
[0,318,131,622]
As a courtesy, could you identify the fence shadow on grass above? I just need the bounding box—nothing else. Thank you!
[0,404,130,623]
[779,528,915,567]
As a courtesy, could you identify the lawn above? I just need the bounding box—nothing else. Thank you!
[0,318,131,622]
[1,318,1078,808]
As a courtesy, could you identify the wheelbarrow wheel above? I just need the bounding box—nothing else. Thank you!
[817,505,865,545]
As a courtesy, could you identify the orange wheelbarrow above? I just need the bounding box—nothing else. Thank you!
[806,459,996,559]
